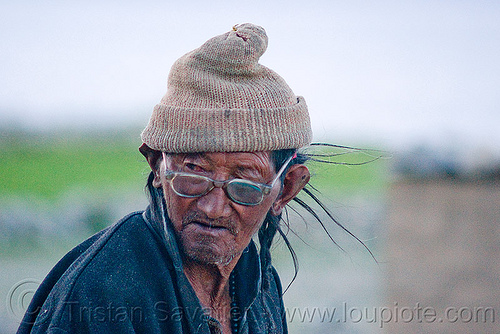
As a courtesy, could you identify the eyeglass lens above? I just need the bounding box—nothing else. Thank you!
[171,174,264,205]
[227,181,263,204]
[172,175,211,197]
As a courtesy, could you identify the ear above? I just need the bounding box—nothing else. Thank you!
[271,164,310,216]
[139,144,163,188]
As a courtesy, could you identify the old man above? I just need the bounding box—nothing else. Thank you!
[19,23,312,333]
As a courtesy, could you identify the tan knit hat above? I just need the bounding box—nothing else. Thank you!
[141,23,312,153]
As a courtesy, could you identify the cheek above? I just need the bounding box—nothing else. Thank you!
[236,201,275,239]
[162,185,190,227]
[242,186,282,232]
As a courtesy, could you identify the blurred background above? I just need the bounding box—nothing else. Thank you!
[1,0,499,333]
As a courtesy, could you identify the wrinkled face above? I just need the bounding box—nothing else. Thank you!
[159,151,281,266]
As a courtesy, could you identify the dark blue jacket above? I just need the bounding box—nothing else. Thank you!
[17,205,287,333]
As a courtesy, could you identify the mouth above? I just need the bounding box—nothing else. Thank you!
[193,220,227,230]
[187,220,237,236]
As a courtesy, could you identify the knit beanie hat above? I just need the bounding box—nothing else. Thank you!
[141,23,312,153]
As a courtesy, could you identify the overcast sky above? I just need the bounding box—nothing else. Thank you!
[1,0,499,151]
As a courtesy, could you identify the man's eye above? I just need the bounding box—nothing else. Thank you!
[185,163,204,172]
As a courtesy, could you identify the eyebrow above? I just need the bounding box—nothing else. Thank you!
[178,153,206,163]
[186,153,269,176]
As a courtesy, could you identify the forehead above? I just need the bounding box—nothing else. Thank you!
[169,151,273,172]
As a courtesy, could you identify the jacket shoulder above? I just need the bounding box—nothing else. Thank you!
[17,211,166,333]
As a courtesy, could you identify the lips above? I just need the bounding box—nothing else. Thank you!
[193,220,227,230]
[182,212,238,236]
[192,220,238,235]
[183,221,233,239]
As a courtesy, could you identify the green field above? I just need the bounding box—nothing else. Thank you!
[1,131,147,200]
[0,131,388,200]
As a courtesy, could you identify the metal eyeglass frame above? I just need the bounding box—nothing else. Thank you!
[161,152,295,206]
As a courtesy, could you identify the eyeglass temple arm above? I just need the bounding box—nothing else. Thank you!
[162,152,169,174]
[269,153,296,188]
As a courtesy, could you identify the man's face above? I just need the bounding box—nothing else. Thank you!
[159,151,281,266]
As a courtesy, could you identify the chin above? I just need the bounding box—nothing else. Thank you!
[180,237,237,266]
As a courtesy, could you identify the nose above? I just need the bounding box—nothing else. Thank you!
[196,186,232,219]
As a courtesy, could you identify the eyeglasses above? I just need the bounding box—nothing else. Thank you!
[161,152,294,206]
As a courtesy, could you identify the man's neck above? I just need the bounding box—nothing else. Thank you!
[182,256,239,308]
[183,257,241,334]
